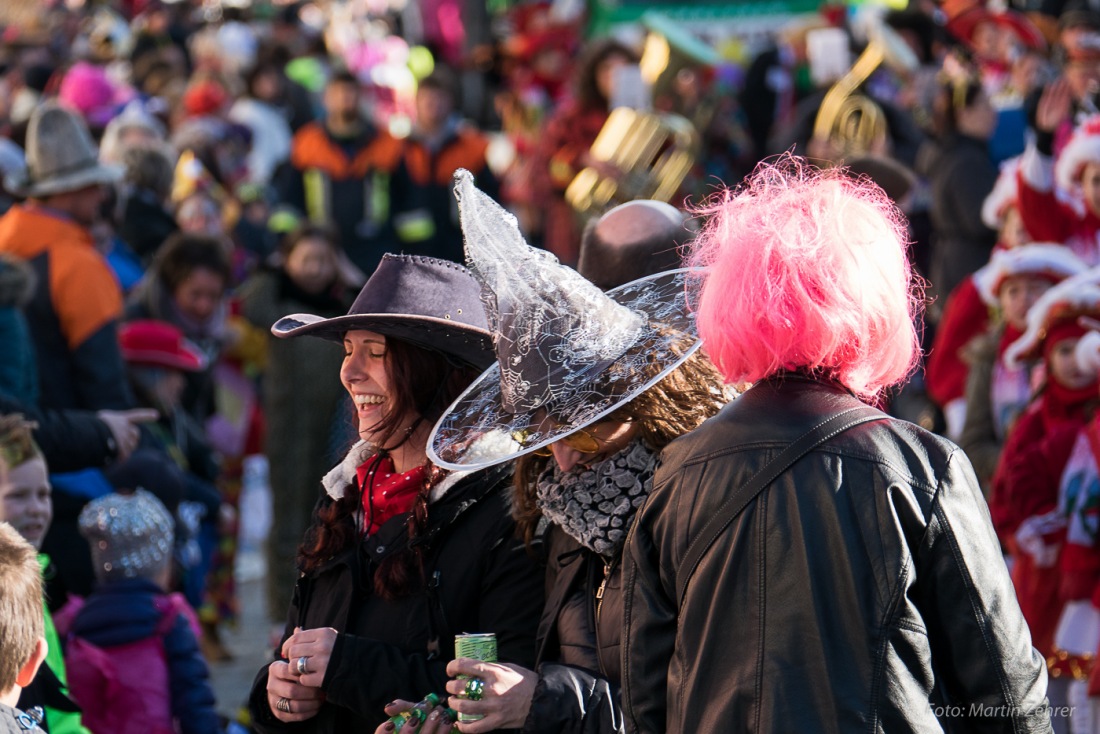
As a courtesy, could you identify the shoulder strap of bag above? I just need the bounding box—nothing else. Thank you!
[676,404,885,606]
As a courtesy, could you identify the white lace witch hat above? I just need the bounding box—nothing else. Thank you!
[427,169,702,470]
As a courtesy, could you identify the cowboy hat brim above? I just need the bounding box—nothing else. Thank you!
[5,161,122,198]
[272,312,495,370]
[427,268,705,471]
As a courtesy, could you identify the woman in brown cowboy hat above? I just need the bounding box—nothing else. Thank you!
[247,253,543,733]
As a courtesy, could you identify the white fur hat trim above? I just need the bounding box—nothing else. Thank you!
[1005,267,1100,368]
[1056,115,1100,194]
[981,156,1021,230]
[973,243,1088,307]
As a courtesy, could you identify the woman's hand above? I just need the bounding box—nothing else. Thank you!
[267,660,325,723]
[444,658,539,733]
[282,626,338,688]
[373,700,456,733]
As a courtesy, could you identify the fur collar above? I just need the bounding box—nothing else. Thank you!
[321,440,473,503]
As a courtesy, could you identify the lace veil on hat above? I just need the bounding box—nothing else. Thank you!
[427,170,702,470]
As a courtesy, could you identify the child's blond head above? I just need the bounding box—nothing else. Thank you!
[0,521,43,694]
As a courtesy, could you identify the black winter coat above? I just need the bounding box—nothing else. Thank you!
[248,462,544,733]
[622,376,1051,734]
[0,393,119,472]
[524,525,625,734]
[919,133,998,315]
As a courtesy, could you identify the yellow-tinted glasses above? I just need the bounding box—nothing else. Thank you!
[530,427,603,457]
[513,418,632,458]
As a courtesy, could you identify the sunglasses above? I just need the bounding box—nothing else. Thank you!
[530,428,603,457]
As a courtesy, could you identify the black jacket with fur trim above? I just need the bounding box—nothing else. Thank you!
[248,454,543,733]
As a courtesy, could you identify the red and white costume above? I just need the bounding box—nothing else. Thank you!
[1017,117,1100,265]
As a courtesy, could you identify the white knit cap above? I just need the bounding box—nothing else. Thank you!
[981,156,1021,230]
[972,243,1088,307]
[1056,115,1100,194]
[1004,267,1100,368]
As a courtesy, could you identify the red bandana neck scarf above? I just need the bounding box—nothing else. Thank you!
[356,454,427,536]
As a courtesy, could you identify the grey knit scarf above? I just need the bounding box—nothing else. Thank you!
[535,440,658,558]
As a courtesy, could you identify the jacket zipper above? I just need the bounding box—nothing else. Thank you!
[595,558,618,623]
[425,570,443,659]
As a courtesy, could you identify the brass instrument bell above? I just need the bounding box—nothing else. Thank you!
[811,21,920,160]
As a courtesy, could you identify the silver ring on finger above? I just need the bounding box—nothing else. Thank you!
[276,697,292,714]
[296,656,310,676]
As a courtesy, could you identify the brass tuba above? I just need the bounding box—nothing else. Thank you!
[811,22,920,160]
[565,14,711,219]
[565,108,699,218]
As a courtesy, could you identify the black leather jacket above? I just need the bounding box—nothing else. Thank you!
[622,377,1051,734]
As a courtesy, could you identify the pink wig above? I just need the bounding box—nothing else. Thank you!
[687,156,923,398]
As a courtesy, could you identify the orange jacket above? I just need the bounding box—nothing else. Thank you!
[389,127,495,263]
[0,205,130,409]
[400,128,491,186]
[289,122,403,181]
[285,122,405,273]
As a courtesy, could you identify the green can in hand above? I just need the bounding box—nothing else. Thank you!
[454,633,496,722]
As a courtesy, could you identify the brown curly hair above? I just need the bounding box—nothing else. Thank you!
[512,349,730,549]
[297,338,479,600]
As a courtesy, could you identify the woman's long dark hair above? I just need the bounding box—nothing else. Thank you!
[297,338,479,600]
[574,38,640,111]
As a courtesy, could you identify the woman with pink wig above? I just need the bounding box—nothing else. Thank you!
[620,157,1051,734]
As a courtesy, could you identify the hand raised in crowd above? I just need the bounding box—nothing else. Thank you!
[282,626,337,689]
[375,699,455,733]
[96,408,159,462]
[1036,77,1075,134]
[267,658,325,723]
[443,658,539,732]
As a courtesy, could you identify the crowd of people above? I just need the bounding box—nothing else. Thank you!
[6,0,1100,732]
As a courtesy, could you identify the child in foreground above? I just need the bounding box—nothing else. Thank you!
[0,520,49,733]
[0,416,86,734]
